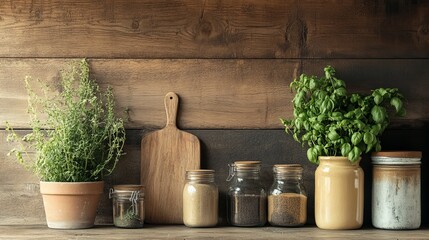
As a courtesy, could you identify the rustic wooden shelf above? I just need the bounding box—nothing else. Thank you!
[0,225,428,239]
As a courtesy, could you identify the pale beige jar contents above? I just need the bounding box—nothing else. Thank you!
[183,170,218,227]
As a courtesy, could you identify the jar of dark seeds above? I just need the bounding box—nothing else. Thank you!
[110,185,145,228]
[268,164,307,227]
[227,161,267,227]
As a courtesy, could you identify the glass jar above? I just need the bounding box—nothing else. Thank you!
[109,185,145,228]
[227,161,267,227]
[268,164,307,227]
[183,170,218,227]
[372,151,422,229]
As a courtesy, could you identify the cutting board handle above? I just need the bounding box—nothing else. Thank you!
[164,92,179,128]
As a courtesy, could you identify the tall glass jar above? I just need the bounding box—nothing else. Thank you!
[227,161,267,227]
[109,185,145,228]
[315,156,364,230]
[183,170,218,227]
[268,164,307,227]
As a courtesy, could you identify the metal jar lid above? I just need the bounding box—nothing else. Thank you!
[234,160,261,168]
[371,151,422,165]
[186,169,215,181]
[112,184,145,196]
[273,164,303,172]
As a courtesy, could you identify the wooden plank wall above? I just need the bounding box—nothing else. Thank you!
[1,0,428,226]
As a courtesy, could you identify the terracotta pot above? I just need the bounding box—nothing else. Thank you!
[39,181,104,229]
[315,156,364,230]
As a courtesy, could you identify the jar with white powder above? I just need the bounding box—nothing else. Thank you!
[183,170,218,227]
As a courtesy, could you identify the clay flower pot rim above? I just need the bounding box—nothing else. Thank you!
[40,181,104,184]
[40,181,104,195]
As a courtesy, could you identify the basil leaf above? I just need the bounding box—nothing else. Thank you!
[307,147,318,163]
[371,105,385,123]
[335,87,347,96]
[373,92,383,105]
[354,119,365,130]
[328,130,340,141]
[371,124,382,135]
[341,143,352,157]
[348,146,361,162]
[375,142,382,152]
[309,78,317,90]
[317,114,327,122]
[366,142,374,153]
[363,132,375,145]
[390,97,403,113]
[351,132,362,145]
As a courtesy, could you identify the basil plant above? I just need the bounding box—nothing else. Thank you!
[281,66,406,163]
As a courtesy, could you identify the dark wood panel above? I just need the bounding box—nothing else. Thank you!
[0,129,313,225]
[302,60,429,127]
[1,59,428,129]
[1,127,428,226]
[0,0,427,58]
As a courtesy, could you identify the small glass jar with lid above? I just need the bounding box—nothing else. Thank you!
[109,185,145,228]
[268,164,307,227]
[183,169,218,227]
[227,161,267,227]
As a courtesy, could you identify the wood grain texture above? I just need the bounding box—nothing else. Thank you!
[2,127,428,226]
[0,129,313,225]
[1,58,428,130]
[0,1,428,58]
[2,225,429,240]
[0,130,141,225]
[0,0,427,235]
[0,58,295,129]
[141,92,200,224]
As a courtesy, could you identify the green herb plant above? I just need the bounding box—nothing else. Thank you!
[114,205,143,228]
[6,59,126,182]
[281,66,406,163]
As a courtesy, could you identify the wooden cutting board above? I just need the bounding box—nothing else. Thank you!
[141,92,200,224]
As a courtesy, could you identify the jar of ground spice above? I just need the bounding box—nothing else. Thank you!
[268,164,307,227]
[183,170,218,227]
[227,161,267,227]
[109,185,145,228]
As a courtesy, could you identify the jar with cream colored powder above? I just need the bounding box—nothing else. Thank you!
[183,170,218,227]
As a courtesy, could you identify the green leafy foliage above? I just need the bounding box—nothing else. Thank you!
[281,66,406,164]
[6,59,126,182]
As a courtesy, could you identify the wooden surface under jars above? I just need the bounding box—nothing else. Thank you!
[1,225,429,240]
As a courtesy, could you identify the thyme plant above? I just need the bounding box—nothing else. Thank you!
[6,59,126,182]
[281,66,406,163]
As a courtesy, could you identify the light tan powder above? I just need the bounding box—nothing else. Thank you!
[183,183,218,227]
[268,193,307,226]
